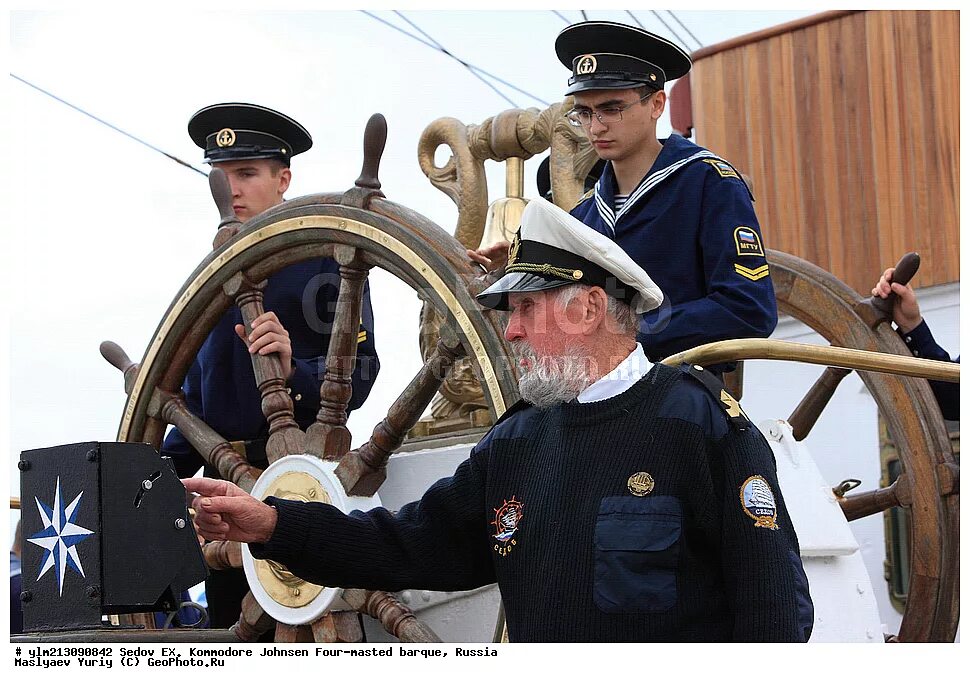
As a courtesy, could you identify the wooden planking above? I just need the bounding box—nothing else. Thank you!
[688,10,958,293]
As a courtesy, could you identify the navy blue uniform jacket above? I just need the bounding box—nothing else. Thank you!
[570,135,778,361]
[162,259,380,476]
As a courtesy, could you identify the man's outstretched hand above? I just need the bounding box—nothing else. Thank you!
[182,477,278,544]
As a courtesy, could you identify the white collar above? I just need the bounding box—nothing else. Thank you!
[577,343,653,403]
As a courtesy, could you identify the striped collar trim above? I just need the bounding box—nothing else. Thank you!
[594,150,721,233]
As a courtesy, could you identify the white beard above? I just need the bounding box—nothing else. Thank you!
[511,340,594,409]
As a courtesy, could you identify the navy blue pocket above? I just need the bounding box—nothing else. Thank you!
[593,496,682,613]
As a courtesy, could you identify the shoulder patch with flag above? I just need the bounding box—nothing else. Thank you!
[733,226,765,257]
[704,158,740,179]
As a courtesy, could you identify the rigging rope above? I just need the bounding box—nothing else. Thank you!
[361,11,550,108]
[10,73,208,178]
[667,11,704,50]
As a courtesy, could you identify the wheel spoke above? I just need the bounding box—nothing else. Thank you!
[149,388,261,491]
[310,612,365,643]
[223,272,306,463]
[275,623,315,642]
[335,323,466,496]
[306,245,372,460]
[788,366,852,441]
[231,591,276,642]
[99,340,141,395]
[202,541,242,570]
[342,589,442,643]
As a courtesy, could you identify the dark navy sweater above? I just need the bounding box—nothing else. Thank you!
[252,364,812,642]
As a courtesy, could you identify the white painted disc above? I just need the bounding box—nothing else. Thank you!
[241,454,382,625]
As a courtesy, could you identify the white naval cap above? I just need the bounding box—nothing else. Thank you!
[476,198,664,315]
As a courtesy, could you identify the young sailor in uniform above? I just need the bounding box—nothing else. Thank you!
[556,21,778,363]
[165,103,381,628]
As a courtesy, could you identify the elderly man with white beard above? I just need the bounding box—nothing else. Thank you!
[183,199,813,642]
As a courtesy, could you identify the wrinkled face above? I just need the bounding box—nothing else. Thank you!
[505,290,592,407]
[572,88,664,165]
[213,158,291,221]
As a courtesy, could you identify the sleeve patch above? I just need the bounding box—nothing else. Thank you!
[733,226,765,257]
[740,475,779,530]
[734,263,770,281]
[704,158,740,179]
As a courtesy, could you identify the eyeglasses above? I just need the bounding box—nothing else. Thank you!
[565,93,652,128]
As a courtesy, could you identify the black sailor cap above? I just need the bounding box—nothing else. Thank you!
[187,102,312,165]
[555,21,691,95]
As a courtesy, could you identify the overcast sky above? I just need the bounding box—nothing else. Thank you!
[5,8,828,527]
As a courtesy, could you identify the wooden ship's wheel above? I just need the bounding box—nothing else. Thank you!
[97,103,959,642]
[101,114,519,642]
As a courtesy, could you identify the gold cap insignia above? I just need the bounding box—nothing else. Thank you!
[507,233,521,266]
[627,472,655,496]
[216,128,236,147]
[577,54,598,75]
[740,475,779,530]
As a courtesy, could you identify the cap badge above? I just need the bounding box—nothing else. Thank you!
[216,128,236,148]
[507,233,521,266]
[740,475,779,530]
[627,472,655,496]
[491,496,524,557]
[576,54,598,75]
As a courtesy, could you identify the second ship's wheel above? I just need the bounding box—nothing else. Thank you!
[106,115,518,642]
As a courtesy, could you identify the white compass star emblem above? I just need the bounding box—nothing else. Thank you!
[27,477,95,596]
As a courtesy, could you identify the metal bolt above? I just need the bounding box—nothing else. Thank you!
[308,489,316,499]
[141,479,153,491]
[175,519,186,530]
[86,449,98,462]
[400,590,412,604]
[17,460,30,471]
[420,590,431,602]
[290,588,300,597]
[21,590,32,603]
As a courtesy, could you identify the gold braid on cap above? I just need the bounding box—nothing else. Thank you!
[506,262,584,281]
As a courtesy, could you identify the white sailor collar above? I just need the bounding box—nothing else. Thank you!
[593,135,722,234]
[577,343,653,403]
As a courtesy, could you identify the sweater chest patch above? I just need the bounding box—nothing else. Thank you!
[491,496,525,557]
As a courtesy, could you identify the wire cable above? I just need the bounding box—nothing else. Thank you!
[551,10,571,25]
[649,11,692,53]
[11,73,208,177]
[392,11,519,108]
[624,10,645,29]
[667,11,704,50]
[361,11,550,108]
